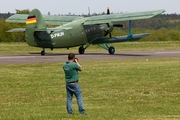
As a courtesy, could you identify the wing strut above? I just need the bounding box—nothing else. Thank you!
[78,43,91,54]
[127,20,133,38]
[98,44,109,50]
[98,44,115,54]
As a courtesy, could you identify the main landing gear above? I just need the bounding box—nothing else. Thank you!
[78,44,115,54]
[78,44,90,54]
[98,44,115,54]
[40,45,115,55]
[108,46,115,54]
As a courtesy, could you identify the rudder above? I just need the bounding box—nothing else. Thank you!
[25,9,49,47]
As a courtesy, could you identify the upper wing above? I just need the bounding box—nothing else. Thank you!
[5,14,83,25]
[6,9,165,26]
[83,9,165,25]
[43,15,83,25]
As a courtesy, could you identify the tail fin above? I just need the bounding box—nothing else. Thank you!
[25,9,49,47]
[26,9,46,29]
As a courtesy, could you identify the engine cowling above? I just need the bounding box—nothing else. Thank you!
[100,22,114,37]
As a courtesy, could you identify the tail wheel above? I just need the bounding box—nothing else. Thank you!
[108,46,115,54]
[41,50,45,55]
[79,46,85,54]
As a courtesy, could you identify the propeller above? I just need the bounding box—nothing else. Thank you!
[107,7,112,37]
[106,7,123,38]
[107,7,124,27]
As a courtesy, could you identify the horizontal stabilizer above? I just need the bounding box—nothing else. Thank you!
[7,26,72,32]
[43,26,72,31]
[5,14,28,23]
[7,28,25,32]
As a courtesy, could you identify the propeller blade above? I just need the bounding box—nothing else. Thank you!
[109,33,112,38]
[113,24,124,27]
[107,7,110,15]
[107,7,112,38]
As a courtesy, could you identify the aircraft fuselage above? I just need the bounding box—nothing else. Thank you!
[26,18,112,49]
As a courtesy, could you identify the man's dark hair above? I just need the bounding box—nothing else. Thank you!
[68,53,75,60]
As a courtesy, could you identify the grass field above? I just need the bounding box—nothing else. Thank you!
[0,42,180,120]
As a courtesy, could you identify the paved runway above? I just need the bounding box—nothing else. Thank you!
[0,50,179,64]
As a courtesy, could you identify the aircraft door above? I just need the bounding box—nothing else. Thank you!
[33,31,53,48]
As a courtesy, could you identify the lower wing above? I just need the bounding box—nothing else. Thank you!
[91,33,150,45]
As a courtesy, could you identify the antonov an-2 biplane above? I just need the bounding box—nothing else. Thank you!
[6,8,165,55]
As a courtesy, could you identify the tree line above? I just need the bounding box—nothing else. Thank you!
[0,10,180,42]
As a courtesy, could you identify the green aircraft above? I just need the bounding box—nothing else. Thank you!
[6,8,165,55]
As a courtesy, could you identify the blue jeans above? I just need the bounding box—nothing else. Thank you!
[66,82,86,114]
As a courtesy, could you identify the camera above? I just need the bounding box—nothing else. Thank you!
[74,58,78,62]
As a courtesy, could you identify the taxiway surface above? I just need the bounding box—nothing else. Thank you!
[0,50,179,64]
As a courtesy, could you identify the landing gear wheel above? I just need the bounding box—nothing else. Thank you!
[41,50,45,56]
[108,46,115,54]
[79,46,85,54]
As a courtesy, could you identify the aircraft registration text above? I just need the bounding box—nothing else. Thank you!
[51,32,64,39]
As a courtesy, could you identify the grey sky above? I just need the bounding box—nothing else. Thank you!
[0,0,179,15]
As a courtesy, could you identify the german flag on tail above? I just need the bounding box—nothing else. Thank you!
[26,16,37,24]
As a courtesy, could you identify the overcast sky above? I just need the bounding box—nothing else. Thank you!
[0,0,179,15]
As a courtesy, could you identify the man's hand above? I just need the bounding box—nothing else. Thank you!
[74,58,78,62]
[74,58,82,71]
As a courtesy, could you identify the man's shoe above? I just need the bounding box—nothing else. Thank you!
[80,112,87,115]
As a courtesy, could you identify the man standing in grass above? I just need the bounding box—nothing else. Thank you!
[62,53,86,115]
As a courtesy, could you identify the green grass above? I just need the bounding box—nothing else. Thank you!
[0,58,180,120]
[0,41,180,54]
[0,42,180,119]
